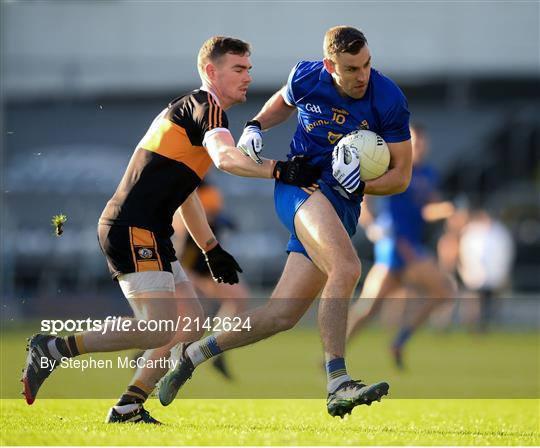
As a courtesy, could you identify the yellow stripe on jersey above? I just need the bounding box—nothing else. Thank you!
[137,118,212,179]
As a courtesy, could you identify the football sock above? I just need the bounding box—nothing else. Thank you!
[47,335,84,360]
[393,326,413,349]
[326,357,352,393]
[115,380,153,411]
[186,335,223,367]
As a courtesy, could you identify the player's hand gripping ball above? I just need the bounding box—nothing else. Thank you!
[332,130,390,193]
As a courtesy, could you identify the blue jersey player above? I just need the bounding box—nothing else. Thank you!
[159,26,413,418]
[347,124,455,369]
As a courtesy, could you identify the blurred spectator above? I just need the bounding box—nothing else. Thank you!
[347,124,455,368]
[458,209,515,331]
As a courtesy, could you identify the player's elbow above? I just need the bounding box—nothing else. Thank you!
[212,152,232,172]
[211,149,238,174]
[213,157,226,171]
[215,157,236,173]
[393,171,411,193]
[394,178,410,194]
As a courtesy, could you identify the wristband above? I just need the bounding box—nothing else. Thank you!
[353,180,366,197]
[245,119,262,130]
[203,237,218,253]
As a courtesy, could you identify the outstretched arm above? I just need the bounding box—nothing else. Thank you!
[205,131,275,178]
[420,185,455,222]
[205,130,320,186]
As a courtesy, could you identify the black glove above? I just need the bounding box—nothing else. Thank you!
[204,244,243,285]
[350,180,366,198]
[334,180,366,201]
[273,156,321,187]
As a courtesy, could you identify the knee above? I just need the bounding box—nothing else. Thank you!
[348,259,362,284]
[145,328,176,348]
[176,309,206,342]
[332,255,362,287]
[134,314,180,348]
[431,276,455,300]
[263,303,301,333]
[272,312,301,333]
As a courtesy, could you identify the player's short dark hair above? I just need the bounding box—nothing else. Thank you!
[324,26,368,60]
[198,36,251,74]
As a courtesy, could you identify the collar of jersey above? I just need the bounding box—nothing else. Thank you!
[318,65,354,101]
[199,85,221,107]
[319,65,333,84]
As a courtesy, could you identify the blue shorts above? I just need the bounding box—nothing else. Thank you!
[274,181,361,258]
[374,237,429,272]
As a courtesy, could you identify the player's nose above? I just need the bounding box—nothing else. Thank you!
[358,69,370,83]
[357,71,368,84]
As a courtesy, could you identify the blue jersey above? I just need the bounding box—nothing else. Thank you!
[284,61,411,190]
[377,163,438,243]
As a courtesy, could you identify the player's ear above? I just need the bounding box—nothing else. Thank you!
[204,62,217,82]
[323,58,336,74]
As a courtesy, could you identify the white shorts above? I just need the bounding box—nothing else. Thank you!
[118,261,189,298]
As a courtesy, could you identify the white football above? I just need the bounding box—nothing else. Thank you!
[336,130,390,180]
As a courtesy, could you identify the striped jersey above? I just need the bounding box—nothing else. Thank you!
[99,89,227,236]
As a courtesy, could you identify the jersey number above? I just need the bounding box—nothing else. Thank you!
[332,112,346,125]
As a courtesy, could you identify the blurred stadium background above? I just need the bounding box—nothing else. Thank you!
[1,2,539,366]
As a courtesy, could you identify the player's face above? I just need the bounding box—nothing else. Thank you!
[325,46,371,99]
[213,53,252,108]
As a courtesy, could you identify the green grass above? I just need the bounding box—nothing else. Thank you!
[1,326,538,444]
[1,326,538,399]
[1,398,538,445]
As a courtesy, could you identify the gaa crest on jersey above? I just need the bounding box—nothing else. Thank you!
[138,248,154,259]
[306,103,322,114]
[328,132,344,145]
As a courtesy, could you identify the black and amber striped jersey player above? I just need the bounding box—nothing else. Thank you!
[100,89,228,237]
[98,89,234,279]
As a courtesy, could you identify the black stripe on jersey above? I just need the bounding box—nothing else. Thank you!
[165,90,222,146]
[208,93,223,129]
[100,149,202,236]
[165,90,228,146]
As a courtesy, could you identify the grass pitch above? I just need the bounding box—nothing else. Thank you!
[1,398,538,445]
[2,326,538,399]
[1,326,538,444]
